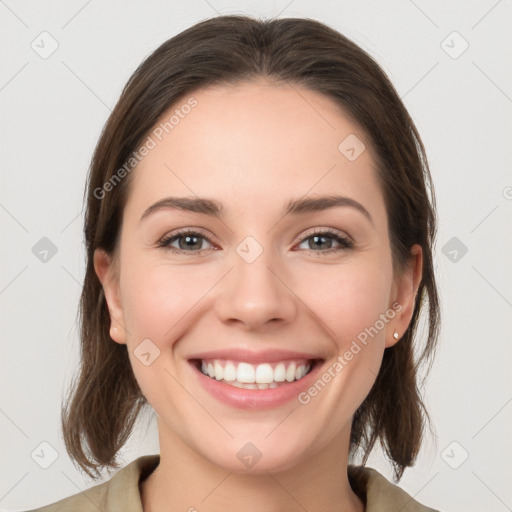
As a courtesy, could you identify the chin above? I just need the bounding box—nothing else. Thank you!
[196,435,311,475]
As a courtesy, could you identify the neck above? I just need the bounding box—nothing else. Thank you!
[141,419,365,512]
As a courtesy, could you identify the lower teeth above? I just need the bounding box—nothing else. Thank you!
[201,375,300,389]
[222,380,284,389]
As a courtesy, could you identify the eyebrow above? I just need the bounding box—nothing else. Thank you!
[140,195,373,225]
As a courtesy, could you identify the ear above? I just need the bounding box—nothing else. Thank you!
[386,243,423,348]
[93,248,127,345]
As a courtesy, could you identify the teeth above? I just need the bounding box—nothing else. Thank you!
[286,362,296,382]
[223,362,237,381]
[255,363,273,384]
[274,362,286,382]
[198,359,312,386]
[230,381,258,389]
[237,362,256,383]
[214,361,224,380]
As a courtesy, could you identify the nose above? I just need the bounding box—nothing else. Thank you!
[215,246,298,332]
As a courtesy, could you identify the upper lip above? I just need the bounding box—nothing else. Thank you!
[187,348,322,364]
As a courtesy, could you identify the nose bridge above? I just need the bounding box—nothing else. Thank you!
[215,236,297,329]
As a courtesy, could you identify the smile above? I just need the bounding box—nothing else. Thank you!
[188,348,325,409]
[196,359,314,389]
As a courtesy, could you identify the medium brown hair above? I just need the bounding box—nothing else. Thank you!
[62,14,440,481]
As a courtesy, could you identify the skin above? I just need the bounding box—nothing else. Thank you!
[94,79,422,512]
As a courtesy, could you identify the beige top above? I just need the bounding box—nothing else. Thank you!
[26,455,439,511]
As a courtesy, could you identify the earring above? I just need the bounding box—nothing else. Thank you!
[393,330,399,340]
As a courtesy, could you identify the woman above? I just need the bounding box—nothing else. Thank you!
[28,14,440,512]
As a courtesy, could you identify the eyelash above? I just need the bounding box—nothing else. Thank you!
[157,227,354,256]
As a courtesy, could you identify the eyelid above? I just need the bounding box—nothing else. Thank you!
[292,227,354,254]
[158,227,219,250]
[159,226,351,245]
[294,226,352,245]
[161,226,215,240]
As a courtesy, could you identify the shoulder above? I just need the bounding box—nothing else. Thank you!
[24,455,160,512]
[23,482,106,512]
[348,465,441,512]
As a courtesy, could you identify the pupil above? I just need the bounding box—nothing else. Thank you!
[180,235,201,250]
[311,235,331,250]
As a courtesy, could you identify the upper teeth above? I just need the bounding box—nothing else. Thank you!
[200,359,312,384]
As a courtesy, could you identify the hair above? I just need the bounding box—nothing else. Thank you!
[61,14,440,481]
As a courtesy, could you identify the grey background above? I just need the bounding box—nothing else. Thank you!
[1,1,511,511]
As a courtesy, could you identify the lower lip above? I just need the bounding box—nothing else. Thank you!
[189,360,324,410]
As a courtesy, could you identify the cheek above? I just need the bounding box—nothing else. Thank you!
[304,260,393,346]
[287,260,394,442]
[120,256,218,344]
[118,258,216,412]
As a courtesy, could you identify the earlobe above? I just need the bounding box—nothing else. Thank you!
[93,249,127,345]
[386,327,401,348]
[386,244,423,348]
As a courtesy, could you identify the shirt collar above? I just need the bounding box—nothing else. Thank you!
[104,455,436,512]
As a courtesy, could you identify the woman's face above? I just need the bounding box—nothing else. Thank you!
[95,80,421,473]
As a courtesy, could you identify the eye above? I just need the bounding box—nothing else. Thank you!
[295,228,353,255]
[158,227,354,256]
[158,229,216,254]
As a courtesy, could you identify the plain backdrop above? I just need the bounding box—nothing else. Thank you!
[1,1,511,511]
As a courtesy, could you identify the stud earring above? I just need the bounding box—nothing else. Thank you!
[393,330,399,340]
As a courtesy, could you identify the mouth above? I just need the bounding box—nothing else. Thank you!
[190,358,321,390]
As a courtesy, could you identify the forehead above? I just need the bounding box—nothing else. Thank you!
[127,80,386,223]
